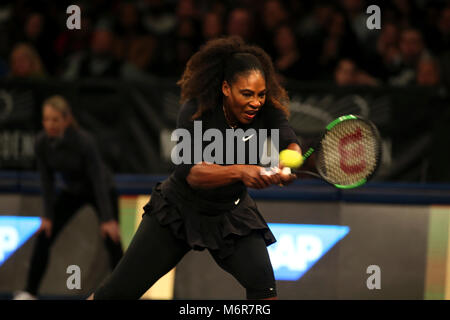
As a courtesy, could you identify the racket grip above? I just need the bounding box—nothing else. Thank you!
[302,147,315,161]
[260,167,291,175]
[260,167,279,175]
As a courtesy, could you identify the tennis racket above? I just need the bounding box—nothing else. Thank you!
[263,115,382,189]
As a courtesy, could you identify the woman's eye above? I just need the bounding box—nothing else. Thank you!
[243,93,252,97]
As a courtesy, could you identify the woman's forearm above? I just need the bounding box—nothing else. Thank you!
[186,162,244,189]
[186,144,301,189]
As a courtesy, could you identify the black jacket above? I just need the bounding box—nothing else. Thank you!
[35,126,114,222]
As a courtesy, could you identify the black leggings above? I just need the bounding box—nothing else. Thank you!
[94,212,277,300]
[25,190,124,295]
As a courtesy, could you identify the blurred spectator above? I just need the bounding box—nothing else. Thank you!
[82,0,116,25]
[23,13,44,42]
[416,57,440,86]
[166,18,201,76]
[318,11,361,79]
[388,0,421,29]
[226,8,255,43]
[206,0,228,18]
[355,69,380,86]
[113,1,147,61]
[14,12,58,74]
[0,0,447,84]
[376,23,400,61]
[176,0,199,20]
[9,43,46,78]
[140,0,176,37]
[433,6,450,54]
[340,0,371,46]
[120,36,159,82]
[53,6,93,76]
[400,29,429,66]
[202,11,224,41]
[0,3,14,58]
[389,28,432,86]
[262,0,289,32]
[364,22,401,81]
[115,1,146,37]
[63,27,121,79]
[177,17,200,41]
[334,58,356,86]
[421,2,442,54]
[334,58,379,86]
[296,2,334,39]
[272,24,314,82]
[259,0,289,54]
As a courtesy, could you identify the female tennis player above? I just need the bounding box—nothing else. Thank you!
[89,36,302,300]
[14,95,123,300]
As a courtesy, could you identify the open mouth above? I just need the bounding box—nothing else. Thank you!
[243,109,259,119]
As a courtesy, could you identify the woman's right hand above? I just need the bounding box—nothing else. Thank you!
[38,217,52,238]
[238,165,281,189]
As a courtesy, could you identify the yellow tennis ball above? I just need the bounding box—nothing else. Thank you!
[279,149,303,169]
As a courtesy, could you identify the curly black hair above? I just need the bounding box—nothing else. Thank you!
[177,36,290,120]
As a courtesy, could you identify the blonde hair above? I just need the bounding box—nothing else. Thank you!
[10,43,46,77]
[42,95,78,128]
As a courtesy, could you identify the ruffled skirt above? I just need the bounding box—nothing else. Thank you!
[142,177,276,259]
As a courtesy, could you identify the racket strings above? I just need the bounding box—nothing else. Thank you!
[316,120,380,186]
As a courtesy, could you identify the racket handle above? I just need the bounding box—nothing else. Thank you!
[260,167,291,175]
[260,167,278,175]
[302,147,315,161]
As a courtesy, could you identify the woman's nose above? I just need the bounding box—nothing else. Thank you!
[250,100,261,108]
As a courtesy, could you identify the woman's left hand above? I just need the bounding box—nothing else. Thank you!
[100,220,121,243]
[278,165,297,186]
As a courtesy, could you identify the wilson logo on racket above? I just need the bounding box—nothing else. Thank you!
[289,115,381,189]
[338,127,366,174]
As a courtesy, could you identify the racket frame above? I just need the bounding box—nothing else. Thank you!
[293,114,382,189]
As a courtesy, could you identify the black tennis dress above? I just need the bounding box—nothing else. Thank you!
[144,99,300,259]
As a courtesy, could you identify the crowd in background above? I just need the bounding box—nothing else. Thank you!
[0,0,449,88]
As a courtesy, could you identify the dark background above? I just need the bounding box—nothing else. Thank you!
[1,79,448,182]
[0,0,450,182]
